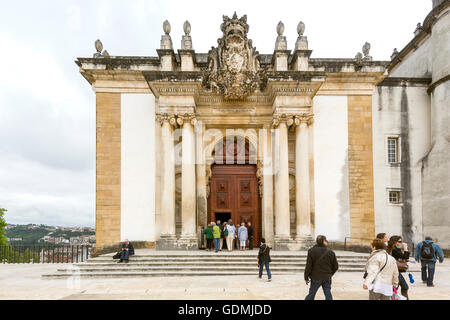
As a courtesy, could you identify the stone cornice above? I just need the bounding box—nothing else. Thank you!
[387,0,450,72]
[377,77,432,87]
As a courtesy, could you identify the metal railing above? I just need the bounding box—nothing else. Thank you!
[0,245,91,264]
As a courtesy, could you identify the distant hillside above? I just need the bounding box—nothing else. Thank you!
[5,224,95,245]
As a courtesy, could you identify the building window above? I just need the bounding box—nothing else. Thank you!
[387,137,399,164]
[388,190,402,204]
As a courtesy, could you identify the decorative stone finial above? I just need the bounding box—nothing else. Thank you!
[294,21,308,51]
[181,20,193,50]
[183,20,191,35]
[160,20,173,50]
[297,21,305,36]
[163,20,171,35]
[414,23,423,36]
[362,42,372,60]
[355,52,363,61]
[275,21,287,50]
[93,39,110,58]
[391,48,399,60]
[277,21,284,36]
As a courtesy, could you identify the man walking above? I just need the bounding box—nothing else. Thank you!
[217,220,223,251]
[415,236,445,287]
[258,238,272,282]
[247,221,254,250]
[304,235,339,300]
[212,222,221,253]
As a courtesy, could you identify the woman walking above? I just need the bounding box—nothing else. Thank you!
[238,222,248,250]
[363,239,399,300]
[387,235,410,299]
[204,223,213,251]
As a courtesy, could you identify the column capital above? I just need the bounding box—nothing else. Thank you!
[157,113,177,127]
[176,113,197,126]
[293,114,314,126]
[271,114,295,128]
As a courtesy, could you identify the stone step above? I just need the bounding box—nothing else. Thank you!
[72,261,365,268]
[87,257,367,263]
[56,266,364,272]
[42,268,363,278]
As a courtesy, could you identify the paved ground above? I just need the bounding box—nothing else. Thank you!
[0,253,449,300]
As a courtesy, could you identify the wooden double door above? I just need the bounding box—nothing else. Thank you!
[208,164,260,247]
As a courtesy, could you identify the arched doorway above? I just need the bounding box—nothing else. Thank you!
[207,136,261,247]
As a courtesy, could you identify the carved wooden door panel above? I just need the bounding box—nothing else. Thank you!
[209,164,260,247]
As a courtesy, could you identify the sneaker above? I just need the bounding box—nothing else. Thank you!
[427,284,434,287]
[117,260,122,263]
[267,279,272,282]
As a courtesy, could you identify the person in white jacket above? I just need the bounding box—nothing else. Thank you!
[363,238,399,300]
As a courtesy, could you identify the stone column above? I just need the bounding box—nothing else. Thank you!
[294,115,313,241]
[272,115,293,249]
[156,114,176,250]
[178,114,198,249]
[156,114,177,250]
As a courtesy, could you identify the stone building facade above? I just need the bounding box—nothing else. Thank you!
[77,1,450,252]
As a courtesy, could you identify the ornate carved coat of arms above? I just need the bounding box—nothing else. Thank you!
[202,13,267,100]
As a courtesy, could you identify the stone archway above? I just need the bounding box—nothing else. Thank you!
[206,135,262,247]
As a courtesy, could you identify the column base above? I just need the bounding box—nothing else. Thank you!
[177,235,199,250]
[155,235,178,250]
[273,236,295,251]
[294,236,315,250]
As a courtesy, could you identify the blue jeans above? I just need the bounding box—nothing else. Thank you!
[214,238,220,252]
[305,279,333,300]
[120,250,129,260]
[258,262,271,279]
[421,260,436,286]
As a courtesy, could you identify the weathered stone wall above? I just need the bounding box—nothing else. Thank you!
[95,93,121,250]
[347,95,375,243]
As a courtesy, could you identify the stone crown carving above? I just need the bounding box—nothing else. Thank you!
[202,12,267,100]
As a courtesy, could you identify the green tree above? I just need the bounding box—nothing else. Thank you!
[0,208,8,246]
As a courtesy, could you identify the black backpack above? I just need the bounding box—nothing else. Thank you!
[421,241,434,260]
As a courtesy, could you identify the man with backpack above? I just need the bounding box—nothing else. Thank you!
[414,236,445,287]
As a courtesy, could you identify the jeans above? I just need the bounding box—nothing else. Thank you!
[258,262,271,279]
[120,250,129,260]
[305,280,333,300]
[214,238,220,252]
[421,260,436,286]
[398,273,409,292]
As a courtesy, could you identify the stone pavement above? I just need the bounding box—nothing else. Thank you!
[0,258,449,300]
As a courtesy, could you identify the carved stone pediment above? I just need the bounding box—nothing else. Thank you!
[202,12,267,100]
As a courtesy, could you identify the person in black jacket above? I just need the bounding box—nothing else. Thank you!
[387,235,410,299]
[304,235,339,300]
[118,239,135,263]
[257,238,272,282]
[247,222,254,250]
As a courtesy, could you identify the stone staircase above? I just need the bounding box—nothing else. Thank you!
[42,250,369,278]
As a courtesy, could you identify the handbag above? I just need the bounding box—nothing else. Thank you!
[257,246,267,265]
[112,251,121,259]
[396,259,408,272]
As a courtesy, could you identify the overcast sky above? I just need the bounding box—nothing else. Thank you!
[0,0,432,227]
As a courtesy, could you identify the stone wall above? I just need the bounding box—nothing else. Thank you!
[95,93,121,250]
[347,95,375,243]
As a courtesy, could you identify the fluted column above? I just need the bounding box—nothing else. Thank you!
[178,114,198,247]
[294,115,313,240]
[272,115,292,241]
[156,114,177,249]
